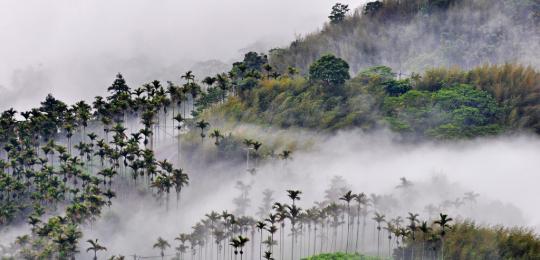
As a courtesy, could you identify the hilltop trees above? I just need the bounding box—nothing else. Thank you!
[364,1,383,15]
[435,213,453,260]
[309,54,351,88]
[329,3,350,24]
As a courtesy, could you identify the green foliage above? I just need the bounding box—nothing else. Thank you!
[401,221,540,259]
[309,54,351,87]
[417,64,540,133]
[207,75,375,131]
[382,79,412,96]
[208,63,540,140]
[383,84,503,138]
[302,252,379,260]
[241,52,268,72]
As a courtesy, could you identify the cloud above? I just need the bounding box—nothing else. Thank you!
[74,129,540,258]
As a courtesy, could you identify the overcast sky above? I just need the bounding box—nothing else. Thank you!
[0,0,364,111]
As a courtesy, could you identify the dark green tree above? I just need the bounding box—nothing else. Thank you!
[329,3,350,24]
[309,54,350,87]
[364,1,383,15]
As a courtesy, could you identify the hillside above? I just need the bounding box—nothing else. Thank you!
[202,57,540,139]
[198,0,540,139]
[269,0,540,75]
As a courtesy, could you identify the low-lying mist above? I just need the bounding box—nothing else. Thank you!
[67,127,540,259]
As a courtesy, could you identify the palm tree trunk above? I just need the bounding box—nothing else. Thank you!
[307,226,311,258]
[355,208,360,253]
[361,216,366,252]
[411,240,415,260]
[421,241,425,260]
[291,227,294,260]
[377,229,381,258]
[346,206,350,253]
[279,225,283,260]
[259,231,263,260]
[441,237,445,260]
[313,226,317,256]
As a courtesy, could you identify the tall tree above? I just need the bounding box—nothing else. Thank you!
[373,212,386,258]
[329,3,350,23]
[153,237,171,260]
[309,54,350,88]
[434,213,453,260]
[195,120,210,144]
[86,239,107,260]
[339,191,355,253]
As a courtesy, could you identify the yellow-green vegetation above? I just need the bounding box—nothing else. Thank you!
[302,252,381,260]
[399,221,540,259]
[203,57,540,139]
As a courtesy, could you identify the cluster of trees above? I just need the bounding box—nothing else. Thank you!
[151,186,459,260]
[208,52,540,139]
[140,176,540,260]
[303,252,378,260]
[0,70,226,258]
[0,53,300,258]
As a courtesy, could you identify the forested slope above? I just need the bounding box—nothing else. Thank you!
[269,0,540,74]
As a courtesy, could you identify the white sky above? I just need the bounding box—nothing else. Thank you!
[0,0,365,110]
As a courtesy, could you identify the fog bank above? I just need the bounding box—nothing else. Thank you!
[72,130,540,258]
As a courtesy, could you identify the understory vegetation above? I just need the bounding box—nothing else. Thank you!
[302,252,380,260]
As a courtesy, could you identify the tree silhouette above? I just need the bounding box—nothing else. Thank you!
[153,237,171,260]
[373,212,386,258]
[434,213,453,260]
[209,129,224,146]
[329,3,350,24]
[86,239,107,260]
[419,220,432,259]
[407,212,420,259]
[339,190,355,253]
[195,120,210,143]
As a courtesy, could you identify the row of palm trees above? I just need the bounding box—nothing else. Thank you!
[139,185,459,260]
